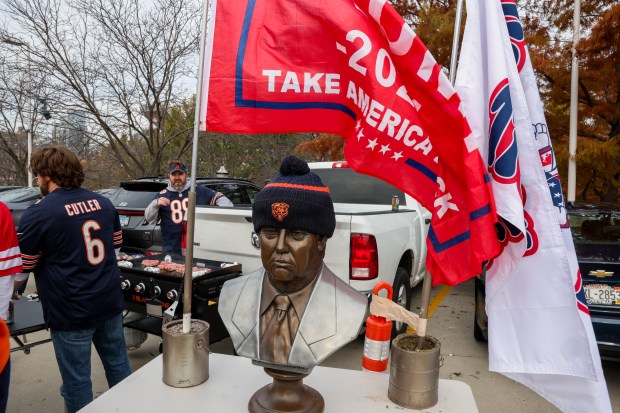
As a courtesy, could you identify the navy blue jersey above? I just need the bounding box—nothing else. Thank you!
[17,188,124,331]
[155,185,221,254]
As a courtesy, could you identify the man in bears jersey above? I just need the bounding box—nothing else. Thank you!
[144,160,232,255]
[17,146,131,413]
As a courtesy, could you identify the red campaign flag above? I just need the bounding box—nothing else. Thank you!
[200,0,499,285]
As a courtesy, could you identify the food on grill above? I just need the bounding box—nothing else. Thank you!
[116,253,130,261]
[141,259,160,267]
[191,267,213,277]
[157,262,186,273]
[117,260,133,268]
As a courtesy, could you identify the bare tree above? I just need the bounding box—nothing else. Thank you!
[0,46,49,185]
[1,0,201,177]
[198,132,312,185]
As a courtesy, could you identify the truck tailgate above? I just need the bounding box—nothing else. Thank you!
[193,206,263,274]
[323,213,353,285]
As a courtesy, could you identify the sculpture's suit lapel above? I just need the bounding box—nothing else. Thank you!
[231,270,264,359]
[289,265,338,366]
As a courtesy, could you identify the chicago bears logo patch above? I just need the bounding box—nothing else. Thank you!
[271,202,289,222]
[160,189,167,194]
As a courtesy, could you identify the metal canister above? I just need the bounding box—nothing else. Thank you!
[162,319,210,387]
[388,333,441,409]
[392,195,400,211]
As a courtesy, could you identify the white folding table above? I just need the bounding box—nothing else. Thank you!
[80,352,478,412]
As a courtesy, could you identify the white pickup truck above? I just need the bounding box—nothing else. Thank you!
[193,161,431,335]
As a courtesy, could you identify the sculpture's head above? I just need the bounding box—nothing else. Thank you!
[252,156,335,292]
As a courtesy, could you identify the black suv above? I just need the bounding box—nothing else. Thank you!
[474,203,620,357]
[107,177,261,253]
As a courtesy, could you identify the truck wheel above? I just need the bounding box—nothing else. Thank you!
[473,313,487,342]
[392,267,412,338]
[474,276,488,342]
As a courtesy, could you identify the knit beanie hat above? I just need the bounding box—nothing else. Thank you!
[252,156,335,238]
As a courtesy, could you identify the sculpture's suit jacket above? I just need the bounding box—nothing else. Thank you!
[218,264,368,368]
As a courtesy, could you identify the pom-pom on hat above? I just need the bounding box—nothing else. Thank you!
[252,156,335,238]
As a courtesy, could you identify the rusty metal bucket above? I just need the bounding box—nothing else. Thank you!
[388,333,441,409]
[162,319,210,387]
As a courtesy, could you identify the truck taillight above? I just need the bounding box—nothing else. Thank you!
[350,233,378,280]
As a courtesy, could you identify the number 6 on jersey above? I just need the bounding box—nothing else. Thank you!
[83,220,105,265]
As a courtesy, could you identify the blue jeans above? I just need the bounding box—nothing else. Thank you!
[50,313,132,413]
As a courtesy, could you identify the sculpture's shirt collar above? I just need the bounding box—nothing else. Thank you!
[260,270,319,319]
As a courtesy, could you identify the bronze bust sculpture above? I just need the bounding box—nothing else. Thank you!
[219,156,368,370]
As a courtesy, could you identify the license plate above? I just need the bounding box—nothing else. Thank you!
[585,284,620,305]
[119,215,129,227]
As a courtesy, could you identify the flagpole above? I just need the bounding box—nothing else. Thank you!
[567,0,581,204]
[413,0,465,349]
[182,0,210,334]
[449,0,465,85]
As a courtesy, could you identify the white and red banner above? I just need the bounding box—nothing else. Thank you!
[200,0,499,285]
[455,0,611,411]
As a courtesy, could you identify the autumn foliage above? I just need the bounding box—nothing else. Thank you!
[522,1,619,202]
[295,134,345,161]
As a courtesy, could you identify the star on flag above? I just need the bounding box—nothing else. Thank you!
[357,128,365,141]
[366,138,378,150]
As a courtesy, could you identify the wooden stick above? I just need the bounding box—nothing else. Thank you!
[415,270,432,349]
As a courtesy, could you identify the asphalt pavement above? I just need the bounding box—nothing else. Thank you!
[7,278,620,412]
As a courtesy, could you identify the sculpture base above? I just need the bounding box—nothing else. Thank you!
[248,368,324,413]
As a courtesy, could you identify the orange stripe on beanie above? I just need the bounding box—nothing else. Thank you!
[264,182,330,193]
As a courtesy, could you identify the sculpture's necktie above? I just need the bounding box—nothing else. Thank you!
[260,294,295,364]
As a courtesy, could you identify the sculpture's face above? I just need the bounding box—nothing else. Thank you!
[260,227,326,292]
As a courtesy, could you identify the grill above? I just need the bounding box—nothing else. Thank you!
[119,253,242,343]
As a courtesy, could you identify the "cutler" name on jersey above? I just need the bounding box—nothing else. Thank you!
[65,199,103,216]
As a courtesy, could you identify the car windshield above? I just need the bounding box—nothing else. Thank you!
[312,168,405,204]
[208,183,260,205]
[569,210,620,244]
[108,188,159,209]
[95,188,118,198]
[0,187,40,202]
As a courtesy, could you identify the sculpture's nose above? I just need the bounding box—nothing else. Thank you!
[275,228,288,252]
